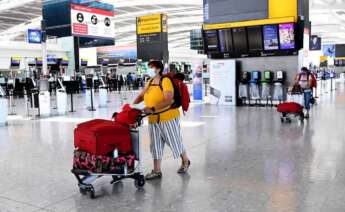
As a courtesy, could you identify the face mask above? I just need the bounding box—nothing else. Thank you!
[147,68,156,78]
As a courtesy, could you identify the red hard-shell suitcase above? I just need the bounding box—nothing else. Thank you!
[277,102,303,114]
[74,119,132,155]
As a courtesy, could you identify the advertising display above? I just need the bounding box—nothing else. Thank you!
[192,61,203,101]
[70,4,115,39]
[97,45,137,64]
[263,25,279,50]
[323,45,335,57]
[310,35,321,51]
[279,23,295,49]
[218,29,233,53]
[209,59,237,106]
[27,29,42,44]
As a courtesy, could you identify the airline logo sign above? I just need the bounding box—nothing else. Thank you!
[137,14,163,35]
[71,4,115,39]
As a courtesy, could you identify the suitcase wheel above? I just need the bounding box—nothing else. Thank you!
[134,174,145,188]
[79,184,95,199]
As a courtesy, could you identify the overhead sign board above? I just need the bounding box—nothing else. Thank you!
[70,4,115,39]
[27,29,42,44]
[137,14,162,35]
[136,14,168,62]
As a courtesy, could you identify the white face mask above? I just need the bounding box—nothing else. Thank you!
[147,68,156,78]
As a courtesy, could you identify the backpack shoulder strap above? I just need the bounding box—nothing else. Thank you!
[159,76,170,91]
[148,78,154,87]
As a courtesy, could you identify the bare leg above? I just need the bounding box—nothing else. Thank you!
[153,159,162,172]
[180,151,189,165]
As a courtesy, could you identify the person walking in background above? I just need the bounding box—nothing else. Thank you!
[295,67,313,119]
[118,75,124,93]
[133,60,191,180]
[126,72,132,90]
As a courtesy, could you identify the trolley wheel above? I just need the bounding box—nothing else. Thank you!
[134,175,145,188]
[111,176,122,184]
[300,112,305,120]
[79,187,87,195]
[287,118,292,123]
[280,117,284,123]
[88,187,95,199]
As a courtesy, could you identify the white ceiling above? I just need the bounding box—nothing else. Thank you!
[0,0,344,47]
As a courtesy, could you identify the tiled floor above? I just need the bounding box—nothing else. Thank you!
[1,83,345,212]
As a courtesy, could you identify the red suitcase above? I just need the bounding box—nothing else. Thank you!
[74,119,132,155]
[277,102,303,114]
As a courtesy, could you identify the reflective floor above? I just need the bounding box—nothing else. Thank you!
[1,83,345,212]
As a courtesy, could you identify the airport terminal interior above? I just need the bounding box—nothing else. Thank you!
[1,0,345,211]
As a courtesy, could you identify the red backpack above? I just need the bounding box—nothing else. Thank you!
[150,73,190,114]
[311,74,317,88]
[298,73,317,88]
[112,104,142,126]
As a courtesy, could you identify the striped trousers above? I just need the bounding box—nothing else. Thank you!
[148,118,185,160]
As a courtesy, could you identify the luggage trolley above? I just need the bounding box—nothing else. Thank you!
[71,114,147,199]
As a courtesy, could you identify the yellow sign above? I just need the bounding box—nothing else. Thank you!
[203,17,295,30]
[12,56,21,60]
[269,0,298,20]
[137,14,162,34]
[320,56,328,63]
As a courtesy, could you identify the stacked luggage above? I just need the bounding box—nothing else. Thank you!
[277,85,305,123]
[71,104,145,199]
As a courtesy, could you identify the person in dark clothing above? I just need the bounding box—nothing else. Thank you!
[118,75,124,93]
[126,73,132,90]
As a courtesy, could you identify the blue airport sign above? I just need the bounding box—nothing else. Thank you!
[27,29,42,44]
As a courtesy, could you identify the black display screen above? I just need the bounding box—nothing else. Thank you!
[218,29,233,53]
[336,44,345,57]
[232,27,248,56]
[205,30,219,52]
[247,26,263,52]
[43,0,71,38]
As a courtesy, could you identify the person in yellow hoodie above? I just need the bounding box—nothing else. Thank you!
[133,61,190,180]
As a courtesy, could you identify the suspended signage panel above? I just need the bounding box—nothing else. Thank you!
[70,4,115,39]
[136,13,169,62]
[27,29,42,44]
[137,14,162,35]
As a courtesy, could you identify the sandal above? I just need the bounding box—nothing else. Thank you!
[177,160,191,174]
[145,170,162,180]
